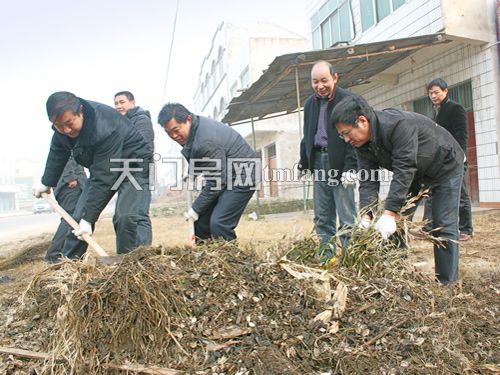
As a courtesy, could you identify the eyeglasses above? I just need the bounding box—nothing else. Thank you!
[338,120,358,140]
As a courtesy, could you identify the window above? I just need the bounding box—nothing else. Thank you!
[230,82,238,99]
[377,0,391,22]
[218,47,224,78]
[240,66,250,89]
[360,0,406,31]
[311,0,353,49]
[360,0,375,31]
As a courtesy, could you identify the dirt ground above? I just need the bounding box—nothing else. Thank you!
[0,209,498,373]
[0,209,498,290]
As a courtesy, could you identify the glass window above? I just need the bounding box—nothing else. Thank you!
[331,12,341,45]
[360,0,375,31]
[392,0,405,10]
[339,2,352,41]
[240,66,250,89]
[321,20,331,48]
[376,0,391,21]
[312,28,322,49]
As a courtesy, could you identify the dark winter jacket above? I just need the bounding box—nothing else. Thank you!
[357,109,465,213]
[434,96,468,154]
[126,106,155,154]
[53,157,87,199]
[299,86,357,176]
[181,116,257,215]
[41,98,152,222]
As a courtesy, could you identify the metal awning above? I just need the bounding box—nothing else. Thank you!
[223,33,451,124]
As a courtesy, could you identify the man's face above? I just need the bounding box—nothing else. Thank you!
[163,115,191,145]
[114,95,136,115]
[311,63,338,97]
[53,109,84,138]
[336,116,371,148]
[428,85,448,106]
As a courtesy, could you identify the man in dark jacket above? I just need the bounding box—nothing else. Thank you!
[158,102,256,241]
[298,60,357,263]
[419,78,473,240]
[331,95,465,284]
[114,91,153,246]
[45,157,87,263]
[33,91,152,258]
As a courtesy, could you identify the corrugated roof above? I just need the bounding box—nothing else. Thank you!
[223,33,450,124]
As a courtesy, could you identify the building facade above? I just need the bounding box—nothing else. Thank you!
[308,0,500,206]
[193,21,308,199]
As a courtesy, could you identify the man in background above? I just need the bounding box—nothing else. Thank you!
[44,157,87,263]
[114,91,154,245]
[417,78,473,241]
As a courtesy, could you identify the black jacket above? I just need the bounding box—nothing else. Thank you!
[41,98,152,222]
[299,86,357,176]
[434,96,468,153]
[126,106,155,154]
[53,157,87,199]
[357,109,465,213]
[181,116,257,215]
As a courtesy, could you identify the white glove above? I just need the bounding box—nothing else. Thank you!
[32,183,50,198]
[359,215,372,229]
[184,208,199,222]
[374,212,397,240]
[72,219,93,240]
[341,171,358,187]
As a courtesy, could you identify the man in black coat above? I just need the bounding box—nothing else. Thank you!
[114,91,154,246]
[158,102,256,241]
[298,60,357,263]
[420,78,473,240]
[33,91,152,258]
[331,95,465,284]
[44,157,87,263]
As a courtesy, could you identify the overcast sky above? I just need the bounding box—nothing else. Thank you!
[0,0,309,177]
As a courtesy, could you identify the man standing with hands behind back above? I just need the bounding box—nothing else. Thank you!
[418,79,473,241]
[298,60,357,264]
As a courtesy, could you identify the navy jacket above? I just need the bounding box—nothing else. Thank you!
[181,116,257,215]
[41,98,152,222]
[357,109,465,213]
[299,86,357,176]
[53,157,87,199]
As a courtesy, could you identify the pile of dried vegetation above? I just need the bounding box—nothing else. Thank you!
[0,234,495,374]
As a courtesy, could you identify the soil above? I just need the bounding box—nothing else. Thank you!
[0,209,498,374]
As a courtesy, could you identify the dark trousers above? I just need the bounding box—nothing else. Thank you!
[45,185,83,262]
[423,166,473,235]
[135,188,152,246]
[312,151,356,261]
[62,174,149,259]
[195,187,255,241]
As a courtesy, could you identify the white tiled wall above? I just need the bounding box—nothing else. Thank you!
[354,41,499,203]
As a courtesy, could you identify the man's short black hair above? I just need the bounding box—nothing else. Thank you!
[114,91,135,101]
[427,78,448,91]
[157,103,192,127]
[46,91,81,123]
[330,95,373,127]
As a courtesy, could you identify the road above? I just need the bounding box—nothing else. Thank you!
[0,212,60,243]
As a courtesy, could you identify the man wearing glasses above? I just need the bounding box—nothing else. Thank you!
[298,60,357,264]
[331,95,465,285]
[33,91,152,259]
